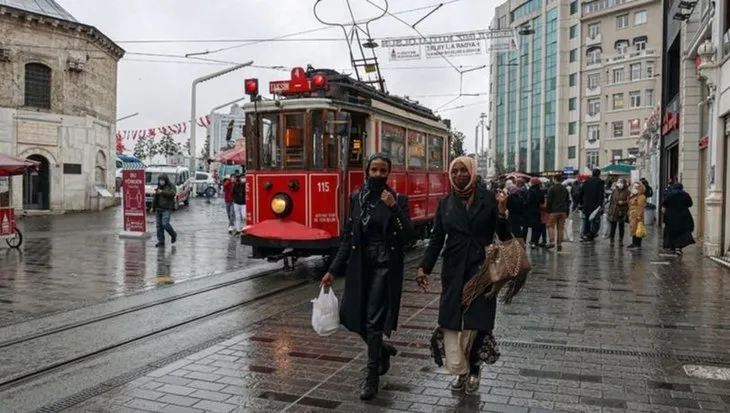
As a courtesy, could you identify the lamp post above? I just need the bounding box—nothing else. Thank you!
[190,61,254,173]
[116,112,139,123]
[208,97,248,159]
[477,112,488,177]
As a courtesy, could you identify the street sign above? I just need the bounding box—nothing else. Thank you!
[120,168,149,238]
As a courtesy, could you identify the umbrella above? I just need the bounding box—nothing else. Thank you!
[0,154,39,177]
[601,163,634,174]
[216,147,245,165]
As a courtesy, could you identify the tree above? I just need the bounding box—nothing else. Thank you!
[115,134,125,154]
[449,129,466,158]
[157,133,182,157]
[133,136,147,160]
[143,136,160,160]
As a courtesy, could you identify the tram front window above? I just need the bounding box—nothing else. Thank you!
[284,113,305,168]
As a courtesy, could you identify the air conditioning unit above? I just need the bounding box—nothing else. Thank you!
[67,58,85,72]
[0,48,10,62]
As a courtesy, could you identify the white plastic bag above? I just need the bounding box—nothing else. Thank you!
[566,218,574,242]
[311,287,340,336]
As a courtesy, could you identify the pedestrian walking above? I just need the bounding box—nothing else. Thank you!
[151,174,178,247]
[627,180,647,249]
[607,178,629,245]
[546,175,570,251]
[223,175,235,233]
[232,174,246,234]
[662,182,695,255]
[525,177,544,248]
[415,156,513,394]
[320,153,412,401]
[579,169,605,241]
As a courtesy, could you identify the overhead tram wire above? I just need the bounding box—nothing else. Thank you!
[180,0,465,57]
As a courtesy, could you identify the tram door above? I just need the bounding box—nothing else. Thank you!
[324,111,351,232]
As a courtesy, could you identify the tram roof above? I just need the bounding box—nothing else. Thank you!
[254,67,447,124]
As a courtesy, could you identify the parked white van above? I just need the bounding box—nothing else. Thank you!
[144,165,193,210]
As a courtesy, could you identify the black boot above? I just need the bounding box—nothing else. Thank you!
[379,343,397,376]
[360,335,381,400]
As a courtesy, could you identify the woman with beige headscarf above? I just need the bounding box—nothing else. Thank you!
[416,156,513,394]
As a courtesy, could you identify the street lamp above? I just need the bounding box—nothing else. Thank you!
[116,112,139,123]
[190,61,254,174]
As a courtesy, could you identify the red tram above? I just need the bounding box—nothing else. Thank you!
[240,66,451,264]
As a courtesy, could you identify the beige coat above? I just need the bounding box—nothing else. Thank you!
[628,181,647,236]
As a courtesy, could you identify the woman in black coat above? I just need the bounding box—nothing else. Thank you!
[524,177,544,248]
[415,156,511,394]
[662,182,695,255]
[321,153,412,401]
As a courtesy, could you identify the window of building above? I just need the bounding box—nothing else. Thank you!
[629,91,641,108]
[613,93,624,109]
[613,67,624,83]
[612,149,623,160]
[587,125,600,141]
[570,1,577,15]
[616,14,629,29]
[428,135,444,170]
[569,24,578,39]
[628,147,640,157]
[634,10,647,25]
[630,63,642,80]
[646,89,654,106]
[381,123,406,167]
[634,36,647,51]
[569,121,577,135]
[569,97,577,111]
[407,130,426,169]
[646,61,654,77]
[588,73,601,89]
[615,40,630,55]
[568,146,576,159]
[569,49,578,62]
[588,23,600,38]
[24,63,52,109]
[629,119,642,136]
[586,47,602,65]
[569,73,577,86]
[587,150,599,168]
[613,121,624,137]
[588,98,600,115]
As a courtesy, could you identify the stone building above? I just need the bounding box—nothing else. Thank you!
[0,0,124,213]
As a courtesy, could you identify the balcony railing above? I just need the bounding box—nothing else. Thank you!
[582,0,636,16]
[585,86,601,97]
[603,49,656,64]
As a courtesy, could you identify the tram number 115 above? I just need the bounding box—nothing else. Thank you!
[317,182,330,192]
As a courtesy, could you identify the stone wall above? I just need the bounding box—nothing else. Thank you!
[0,15,120,124]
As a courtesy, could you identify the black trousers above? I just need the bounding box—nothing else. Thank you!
[609,220,625,240]
[360,242,390,376]
[468,330,488,375]
[582,213,596,239]
[632,236,643,246]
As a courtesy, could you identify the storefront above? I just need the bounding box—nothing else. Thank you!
[661,97,681,188]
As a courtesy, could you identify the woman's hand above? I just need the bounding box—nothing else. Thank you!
[415,267,429,292]
[320,272,334,287]
[381,190,396,208]
[496,190,508,216]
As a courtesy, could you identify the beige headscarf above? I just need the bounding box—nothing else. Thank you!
[449,156,477,199]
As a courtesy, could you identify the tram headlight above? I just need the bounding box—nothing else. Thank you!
[270,193,292,217]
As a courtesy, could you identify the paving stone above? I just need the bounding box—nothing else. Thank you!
[189,389,232,402]
[123,398,168,411]
[191,399,237,413]
[156,384,196,396]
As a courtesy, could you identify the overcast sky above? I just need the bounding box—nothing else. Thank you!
[58,0,495,156]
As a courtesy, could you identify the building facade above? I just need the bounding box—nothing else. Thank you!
[208,104,245,158]
[0,0,124,213]
[489,0,580,175]
[578,0,662,170]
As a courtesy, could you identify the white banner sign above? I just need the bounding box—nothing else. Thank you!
[425,39,483,59]
[380,29,517,60]
[389,47,422,61]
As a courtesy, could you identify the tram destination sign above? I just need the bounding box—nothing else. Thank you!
[381,29,518,61]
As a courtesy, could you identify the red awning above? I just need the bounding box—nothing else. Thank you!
[0,154,39,177]
[215,147,245,165]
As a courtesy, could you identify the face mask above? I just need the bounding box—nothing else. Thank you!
[631,188,639,194]
[616,183,624,189]
[367,176,387,191]
[158,180,165,186]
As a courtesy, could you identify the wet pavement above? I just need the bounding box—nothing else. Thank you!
[0,198,260,327]
[57,228,730,413]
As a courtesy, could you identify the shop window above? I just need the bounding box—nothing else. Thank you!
[24,63,52,109]
[407,130,426,169]
[629,119,642,136]
[283,113,305,168]
[428,135,444,170]
[381,123,406,167]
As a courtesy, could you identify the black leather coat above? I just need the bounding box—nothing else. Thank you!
[329,190,412,337]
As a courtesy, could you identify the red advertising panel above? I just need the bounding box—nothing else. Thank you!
[122,169,147,233]
[245,174,254,224]
[388,172,407,193]
[309,173,340,236]
[346,170,365,214]
[408,173,428,197]
[0,207,15,237]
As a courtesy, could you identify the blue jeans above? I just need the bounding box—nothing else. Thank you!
[156,209,177,243]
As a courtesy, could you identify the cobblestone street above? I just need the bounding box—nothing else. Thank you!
[0,198,269,327]
[60,230,730,413]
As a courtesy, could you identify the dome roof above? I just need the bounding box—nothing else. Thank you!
[0,0,77,23]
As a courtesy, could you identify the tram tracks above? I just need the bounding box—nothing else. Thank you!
[0,263,316,392]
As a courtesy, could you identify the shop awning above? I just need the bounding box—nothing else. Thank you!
[0,154,39,177]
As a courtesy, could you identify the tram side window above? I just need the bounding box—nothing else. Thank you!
[313,111,338,169]
[407,130,426,169]
[428,135,444,170]
[284,114,305,168]
[261,115,280,169]
[381,122,405,167]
